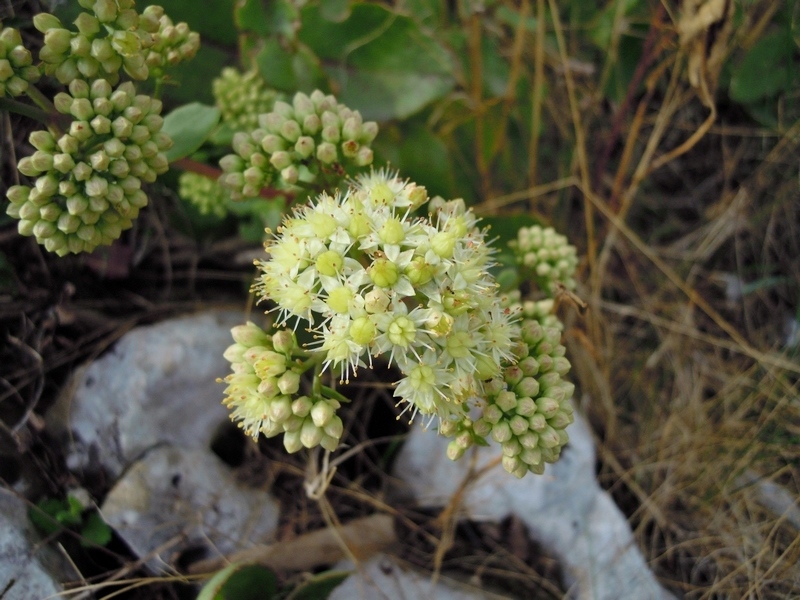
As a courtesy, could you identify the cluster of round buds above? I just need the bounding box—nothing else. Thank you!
[219,90,377,198]
[253,170,520,442]
[141,8,200,77]
[212,68,280,132]
[510,224,578,293]
[0,23,40,97]
[178,172,229,218]
[446,317,574,477]
[5,79,172,255]
[34,2,195,85]
[220,321,344,453]
[504,291,563,331]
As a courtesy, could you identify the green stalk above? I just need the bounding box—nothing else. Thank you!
[0,97,50,124]
[321,385,350,404]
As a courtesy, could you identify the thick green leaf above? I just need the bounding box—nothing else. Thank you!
[297,4,456,120]
[197,563,278,600]
[163,103,221,163]
[398,125,454,198]
[159,44,232,106]
[730,31,795,104]
[236,0,299,37]
[256,40,326,94]
[151,0,238,46]
[286,570,350,600]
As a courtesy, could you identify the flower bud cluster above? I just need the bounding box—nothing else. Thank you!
[34,2,197,85]
[253,169,519,442]
[219,90,377,197]
[510,224,578,293]
[212,68,280,133]
[220,321,344,453]
[140,9,199,78]
[178,172,229,218]
[5,79,172,255]
[0,23,40,97]
[448,317,574,478]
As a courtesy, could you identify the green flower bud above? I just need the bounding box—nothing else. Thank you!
[324,414,343,440]
[316,141,337,164]
[515,397,537,417]
[294,136,314,159]
[364,289,390,314]
[33,13,63,32]
[277,370,300,395]
[447,440,466,461]
[495,390,517,412]
[302,114,321,135]
[483,403,503,424]
[74,12,100,36]
[272,329,295,354]
[311,400,335,427]
[368,257,399,288]
[300,418,324,448]
[472,418,492,438]
[316,249,343,277]
[509,415,529,436]
[269,395,292,423]
[349,316,376,346]
[502,438,522,457]
[44,28,72,54]
[491,421,512,443]
[528,413,547,431]
[282,166,299,186]
[269,150,291,171]
[283,429,303,453]
[515,376,539,398]
[354,146,374,167]
[291,396,313,417]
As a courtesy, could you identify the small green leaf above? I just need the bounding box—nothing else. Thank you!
[286,570,350,600]
[730,31,794,104]
[80,512,112,547]
[163,103,221,163]
[29,499,68,535]
[197,563,278,600]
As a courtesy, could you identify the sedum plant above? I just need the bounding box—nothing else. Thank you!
[220,168,579,478]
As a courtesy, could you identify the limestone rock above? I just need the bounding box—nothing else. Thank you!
[101,446,279,571]
[52,311,244,478]
[394,409,675,600]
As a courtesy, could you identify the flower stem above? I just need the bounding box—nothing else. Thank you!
[23,84,58,115]
[0,96,50,124]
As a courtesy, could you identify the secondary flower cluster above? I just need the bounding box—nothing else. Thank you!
[0,22,40,97]
[178,68,281,217]
[212,67,281,133]
[219,90,377,197]
[510,224,578,293]
[254,170,519,427]
[442,311,574,477]
[6,79,171,255]
[34,1,198,85]
[220,322,344,452]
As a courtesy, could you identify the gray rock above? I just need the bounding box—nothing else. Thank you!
[101,446,279,571]
[52,311,244,478]
[394,409,675,600]
[0,489,75,600]
[329,554,489,600]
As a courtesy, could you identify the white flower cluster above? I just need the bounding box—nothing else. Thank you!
[255,170,519,428]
